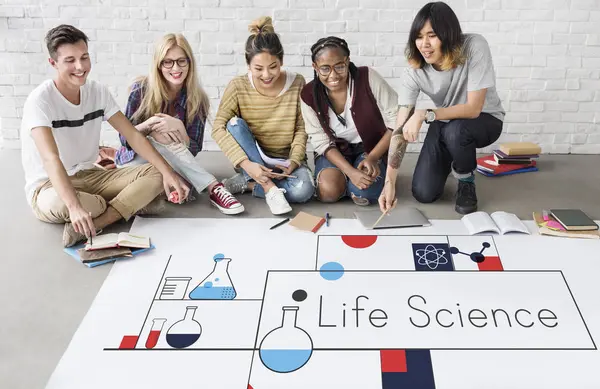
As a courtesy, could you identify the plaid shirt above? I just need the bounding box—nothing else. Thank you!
[115,82,205,165]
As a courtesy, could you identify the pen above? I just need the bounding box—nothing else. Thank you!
[325,212,330,227]
[89,212,93,246]
[269,218,290,230]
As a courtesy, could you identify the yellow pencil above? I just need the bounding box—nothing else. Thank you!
[371,211,388,229]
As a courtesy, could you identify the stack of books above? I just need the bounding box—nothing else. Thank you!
[477,142,540,177]
[533,209,599,239]
[64,232,154,267]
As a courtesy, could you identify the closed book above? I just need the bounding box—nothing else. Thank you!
[498,142,541,156]
[493,150,539,160]
[477,155,536,175]
[493,154,532,164]
[77,247,132,263]
[477,166,538,177]
[550,209,599,231]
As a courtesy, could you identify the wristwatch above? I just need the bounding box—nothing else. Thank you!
[424,109,436,123]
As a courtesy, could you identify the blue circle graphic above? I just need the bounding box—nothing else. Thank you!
[320,262,344,281]
[213,253,225,261]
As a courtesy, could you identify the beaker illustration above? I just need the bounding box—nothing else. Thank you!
[159,277,192,300]
[189,255,237,300]
[145,318,167,349]
[166,306,202,349]
[259,306,313,373]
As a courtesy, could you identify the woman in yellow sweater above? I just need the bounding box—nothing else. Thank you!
[212,17,315,215]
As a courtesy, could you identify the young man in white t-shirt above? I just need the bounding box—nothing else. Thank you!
[21,24,190,247]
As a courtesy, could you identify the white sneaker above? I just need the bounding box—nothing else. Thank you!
[265,186,292,215]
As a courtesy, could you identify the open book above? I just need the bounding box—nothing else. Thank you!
[85,232,150,251]
[462,211,530,235]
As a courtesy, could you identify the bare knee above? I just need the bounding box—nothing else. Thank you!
[317,168,346,202]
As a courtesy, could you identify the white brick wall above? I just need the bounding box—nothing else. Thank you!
[1,0,599,153]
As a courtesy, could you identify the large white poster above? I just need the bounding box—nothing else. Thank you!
[44,219,600,389]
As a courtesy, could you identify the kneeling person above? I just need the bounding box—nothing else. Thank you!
[21,25,189,247]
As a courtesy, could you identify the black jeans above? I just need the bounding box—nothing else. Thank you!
[412,113,503,203]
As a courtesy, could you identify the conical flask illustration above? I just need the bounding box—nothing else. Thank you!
[166,306,202,349]
[189,254,237,300]
[259,306,313,373]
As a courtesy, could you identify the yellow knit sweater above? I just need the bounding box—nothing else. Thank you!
[212,73,308,167]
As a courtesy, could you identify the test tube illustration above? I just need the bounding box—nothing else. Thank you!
[159,277,192,300]
[145,318,167,349]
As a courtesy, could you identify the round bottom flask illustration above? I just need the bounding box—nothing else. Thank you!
[166,306,202,349]
[259,306,313,373]
[189,254,237,300]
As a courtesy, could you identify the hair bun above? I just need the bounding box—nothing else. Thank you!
[248,16,275,35]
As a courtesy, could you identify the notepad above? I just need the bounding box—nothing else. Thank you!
[85,232,150,251]
[288,212,326,233]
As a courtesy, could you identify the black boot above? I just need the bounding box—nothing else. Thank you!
[455,180,478,214]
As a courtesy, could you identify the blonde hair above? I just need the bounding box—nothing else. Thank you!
[248,16,275,35]
[131,33,210,127]
[245,16,283,64]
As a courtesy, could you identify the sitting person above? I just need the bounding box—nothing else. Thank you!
[300,36,399,205]
[212,16,315,215]
[114,33,244,215]
[21,24,189,247]
[380,1,505,215]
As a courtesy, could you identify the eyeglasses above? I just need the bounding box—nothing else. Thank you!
[160,58,190,69]
[317,61,348,77]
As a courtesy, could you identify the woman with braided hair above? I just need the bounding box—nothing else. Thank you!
[212,17,315,215]
[300,36,399,205]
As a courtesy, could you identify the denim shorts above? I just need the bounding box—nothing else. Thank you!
[314,143,387,204]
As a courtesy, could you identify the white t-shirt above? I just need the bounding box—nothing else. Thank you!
[20,79,120,205]
[327,76,361,144]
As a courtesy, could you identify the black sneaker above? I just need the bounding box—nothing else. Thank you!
[455,180,478,214]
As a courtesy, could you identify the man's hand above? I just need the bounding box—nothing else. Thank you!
[162,172,190,204]
[378,180,397,214]
[357,155,381,178]
[348,168,375,190]
[68,204,96,238]
[403,110,425,142]
[274,161,299,177]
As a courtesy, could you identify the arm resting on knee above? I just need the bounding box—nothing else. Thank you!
[31,126,80,210]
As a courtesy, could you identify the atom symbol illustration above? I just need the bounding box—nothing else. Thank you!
[416,244,449,270]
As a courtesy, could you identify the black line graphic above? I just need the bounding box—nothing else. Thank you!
[136,255,173,343]
[560,270,597,350]
[52,109,104,128]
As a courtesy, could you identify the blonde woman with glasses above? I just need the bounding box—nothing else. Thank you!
[115,33,244,215]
